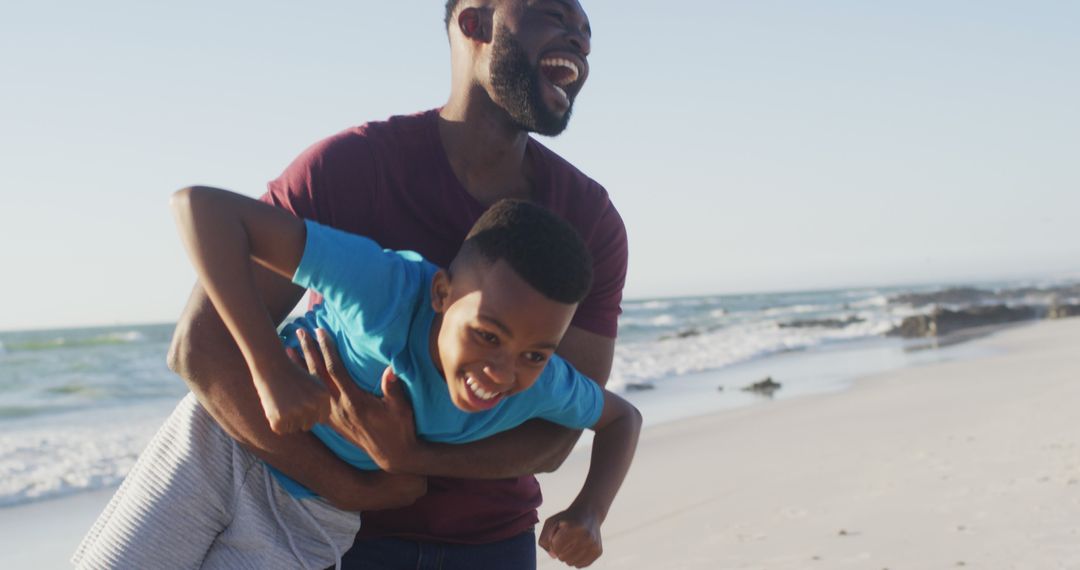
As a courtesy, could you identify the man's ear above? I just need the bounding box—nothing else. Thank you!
[431,269,451,313]
[458,7,493,43]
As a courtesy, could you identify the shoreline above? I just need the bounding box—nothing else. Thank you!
[0,323,972,512]
[2,319,1075,568]
[537,318,1080,568]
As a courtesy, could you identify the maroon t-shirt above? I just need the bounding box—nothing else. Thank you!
[263,109,627,544]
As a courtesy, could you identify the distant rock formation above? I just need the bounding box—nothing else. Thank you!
[890,287,991,306]
[1047,303,1080,319]
[742,376,782,397]
[779,315,865,329]
[890,284,1080,308]
[888,304,1037,338]
[659,328,701,341]
[625,382,656,392]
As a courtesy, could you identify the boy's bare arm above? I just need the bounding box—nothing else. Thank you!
[301,328,615,479]
[172,185,333,433]
[538,390,642,567]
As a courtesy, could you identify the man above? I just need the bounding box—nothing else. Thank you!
[167,0,626,568]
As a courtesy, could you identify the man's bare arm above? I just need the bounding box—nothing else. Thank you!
[307,325,615,478]
[167,266,424,511]
[555,326,615,389]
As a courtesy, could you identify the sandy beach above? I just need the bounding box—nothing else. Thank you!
[538,318,1080,569]
[3,318,1078,568]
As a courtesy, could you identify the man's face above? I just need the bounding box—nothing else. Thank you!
[430,259,577,413]
[488,0,591,136]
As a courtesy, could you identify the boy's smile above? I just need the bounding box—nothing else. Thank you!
[429,259,578,413]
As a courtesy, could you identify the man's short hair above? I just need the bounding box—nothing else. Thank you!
[456,199,593,304]
[444,0,463,29]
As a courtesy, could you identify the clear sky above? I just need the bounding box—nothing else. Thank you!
[2,1,1078,331]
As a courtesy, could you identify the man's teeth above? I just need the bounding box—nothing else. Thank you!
[466,377,498,401]
[539,57,580,86]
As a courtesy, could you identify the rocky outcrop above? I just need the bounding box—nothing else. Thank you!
[742,376,782,397]
[625,382,656,392]
[890,287,991,306]
[1047,303,1080,319]
[890,284,1080,308]
[888,304,1037,338]
[660,328,701,341]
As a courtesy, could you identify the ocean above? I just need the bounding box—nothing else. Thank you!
[0,279,1069,509]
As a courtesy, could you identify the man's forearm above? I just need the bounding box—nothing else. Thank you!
[167,274,300,450]
[168,278,410,509]
[390,419,583,478]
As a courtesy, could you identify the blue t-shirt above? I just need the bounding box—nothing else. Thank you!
[273,221,604,497]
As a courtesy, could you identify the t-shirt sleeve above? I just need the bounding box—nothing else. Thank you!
[532,355,605,430]
[293,220,414,335]
[571,197,628,339]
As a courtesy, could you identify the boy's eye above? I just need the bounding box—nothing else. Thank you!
[524,352,548,365]
[473,329,499,344]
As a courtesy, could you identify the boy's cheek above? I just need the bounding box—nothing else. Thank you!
[512,373,542,395]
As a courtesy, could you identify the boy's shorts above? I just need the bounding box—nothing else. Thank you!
[72,393,362,570]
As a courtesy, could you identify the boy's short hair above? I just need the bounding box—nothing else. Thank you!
[456,199,593,304]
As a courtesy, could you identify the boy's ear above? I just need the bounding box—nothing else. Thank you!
[431,269,451,313]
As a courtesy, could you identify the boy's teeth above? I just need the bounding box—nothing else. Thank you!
[466,377,496,401]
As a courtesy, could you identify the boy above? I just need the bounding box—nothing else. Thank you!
[73,187,641,569]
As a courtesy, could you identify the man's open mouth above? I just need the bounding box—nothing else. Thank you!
[539,57,581,102]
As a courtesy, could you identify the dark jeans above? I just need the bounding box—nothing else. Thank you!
[335,530,537,570]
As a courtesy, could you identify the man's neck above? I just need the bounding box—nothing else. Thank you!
[438,98,535,205]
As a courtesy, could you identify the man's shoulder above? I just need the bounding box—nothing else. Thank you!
[317,109,437,155]
[528,138,625,242]
[528,137,604,194]
[267,109,440,224]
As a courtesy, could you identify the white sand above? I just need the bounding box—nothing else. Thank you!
[3,319,1078,569]
[0,488,116,568]
[537,318,1080,569]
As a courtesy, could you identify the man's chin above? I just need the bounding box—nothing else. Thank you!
[496,90,573,136]
[529,106,573,137]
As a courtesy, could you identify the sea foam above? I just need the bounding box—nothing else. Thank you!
[0,406,167,507]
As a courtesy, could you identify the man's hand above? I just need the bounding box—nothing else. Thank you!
[291,328,421,473]
[538,505,603,568]
[252,361,331,435]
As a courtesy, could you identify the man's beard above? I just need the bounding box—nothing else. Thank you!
[489,26,573,136]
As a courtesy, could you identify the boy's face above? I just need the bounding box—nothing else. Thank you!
[430,258,577,413]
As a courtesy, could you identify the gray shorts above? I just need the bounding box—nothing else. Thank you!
[72,393,362,570]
